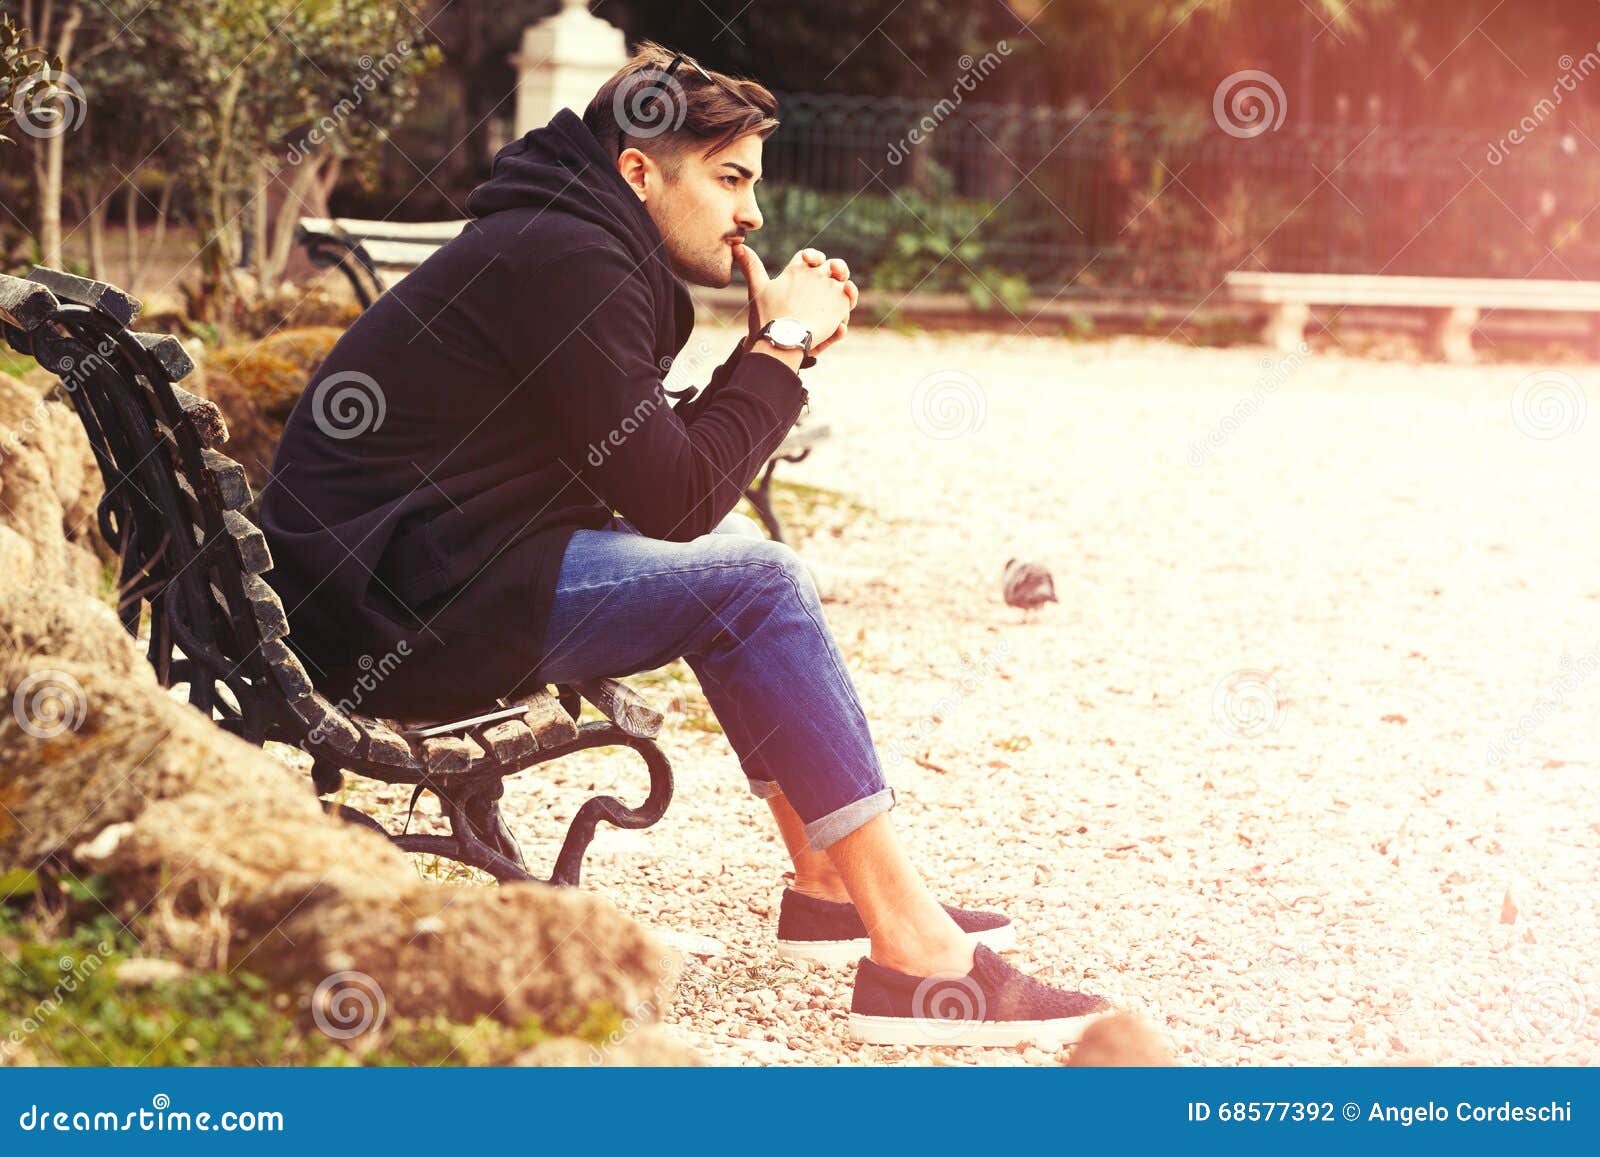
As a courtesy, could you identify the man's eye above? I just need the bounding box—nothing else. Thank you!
[722,176,739,187]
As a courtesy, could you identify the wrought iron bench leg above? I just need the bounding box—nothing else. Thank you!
[546,726,674,887]
[744,458,785,543]
[320,720,674,887]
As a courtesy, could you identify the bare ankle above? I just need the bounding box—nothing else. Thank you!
[791,873,851,904]
[871,932,975,978]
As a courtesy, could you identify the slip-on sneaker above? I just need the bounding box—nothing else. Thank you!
[849,943,1115,1047]
[776,887,1016,967]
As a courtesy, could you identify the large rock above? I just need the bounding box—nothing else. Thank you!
[0,585,681,1046]
[0,370,109,593]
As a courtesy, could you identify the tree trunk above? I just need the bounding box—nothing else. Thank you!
[252,156,272,298]
[123,180,140,291]
[83,180,107,279]
[31,1,82,270]
[129,177,175,297]
[264,153,327,293]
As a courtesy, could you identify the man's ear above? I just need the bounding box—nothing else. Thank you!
[617,147,651,203]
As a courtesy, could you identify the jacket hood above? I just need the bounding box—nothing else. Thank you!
[465,107,695,362]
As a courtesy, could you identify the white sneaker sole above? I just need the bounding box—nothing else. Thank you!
[777,921,1018,968]
[847,1007,1116,1048]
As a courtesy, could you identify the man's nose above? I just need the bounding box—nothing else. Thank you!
[737,193,762,233]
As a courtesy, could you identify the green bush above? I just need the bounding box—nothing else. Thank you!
[758,161,1030,313]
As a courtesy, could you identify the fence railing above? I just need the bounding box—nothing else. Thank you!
[757,92,1598,302]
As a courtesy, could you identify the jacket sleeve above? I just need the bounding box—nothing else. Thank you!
[519,245,809,542]
[670,339,815,425]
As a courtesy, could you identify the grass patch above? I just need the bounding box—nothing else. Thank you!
[0,887,625,1066]
[0,349,36,379]
[740,478,873,545]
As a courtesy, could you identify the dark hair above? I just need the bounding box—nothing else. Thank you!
[582,40,779,178]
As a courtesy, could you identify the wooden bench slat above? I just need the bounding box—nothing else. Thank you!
[573,677,663,739]
[262,637,315,701]
[172,385,228,447]
[359,239,453,269]
[241,573,289,642]
[300,216,470,244]
[350,714,421,769]
[0,273,59,331]
[199,449,253,510]
[288,688,361,755]
[514,689,581,749]
[479,717,538,764]
[132,331,196,382]
[222,510,272,573]
[27,265,140,326]
[421,734,480,775]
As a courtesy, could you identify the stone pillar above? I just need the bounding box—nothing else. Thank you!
[510,0,629,138]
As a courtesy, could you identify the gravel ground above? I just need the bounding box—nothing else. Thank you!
[343,324,1600,1066]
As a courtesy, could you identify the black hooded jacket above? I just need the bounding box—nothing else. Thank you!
[258,107,810,718]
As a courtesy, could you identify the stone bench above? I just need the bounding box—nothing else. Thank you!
[1224,271,1600,363]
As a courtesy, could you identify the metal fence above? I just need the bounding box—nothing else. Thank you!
[757,91,1600,301]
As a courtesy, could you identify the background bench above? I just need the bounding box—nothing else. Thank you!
[1225,271,1600,363]
[297,215,830,541]
[0,265,673,888]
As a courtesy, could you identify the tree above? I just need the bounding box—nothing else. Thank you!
[123,0,438,325]
[0,9,61,146]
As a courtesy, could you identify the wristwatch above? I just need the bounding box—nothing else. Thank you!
[753,316,813,356]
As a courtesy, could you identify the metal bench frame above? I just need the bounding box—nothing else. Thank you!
[0,265,673,887]
[294,216,831,542]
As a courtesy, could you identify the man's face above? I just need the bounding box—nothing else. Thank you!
[626,132,765,288]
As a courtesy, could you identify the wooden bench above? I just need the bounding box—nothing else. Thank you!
[296,217,469,308]
[0,265,673,887]
[1224,271,1600,364]
[297,216,832,541]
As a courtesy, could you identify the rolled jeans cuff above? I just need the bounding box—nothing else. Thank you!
[802,787,896,852]
[747,777,783,800]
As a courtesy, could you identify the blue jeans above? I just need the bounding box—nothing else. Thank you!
[538,510,895,850]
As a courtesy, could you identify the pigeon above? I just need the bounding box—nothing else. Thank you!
[1002,557,1057,621]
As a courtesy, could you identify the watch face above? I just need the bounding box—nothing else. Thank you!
[767,317,809,347]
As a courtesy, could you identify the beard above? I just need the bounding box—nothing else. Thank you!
[679,242,735,288]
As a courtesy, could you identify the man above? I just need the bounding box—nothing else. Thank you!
[261,42,1112,1047]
